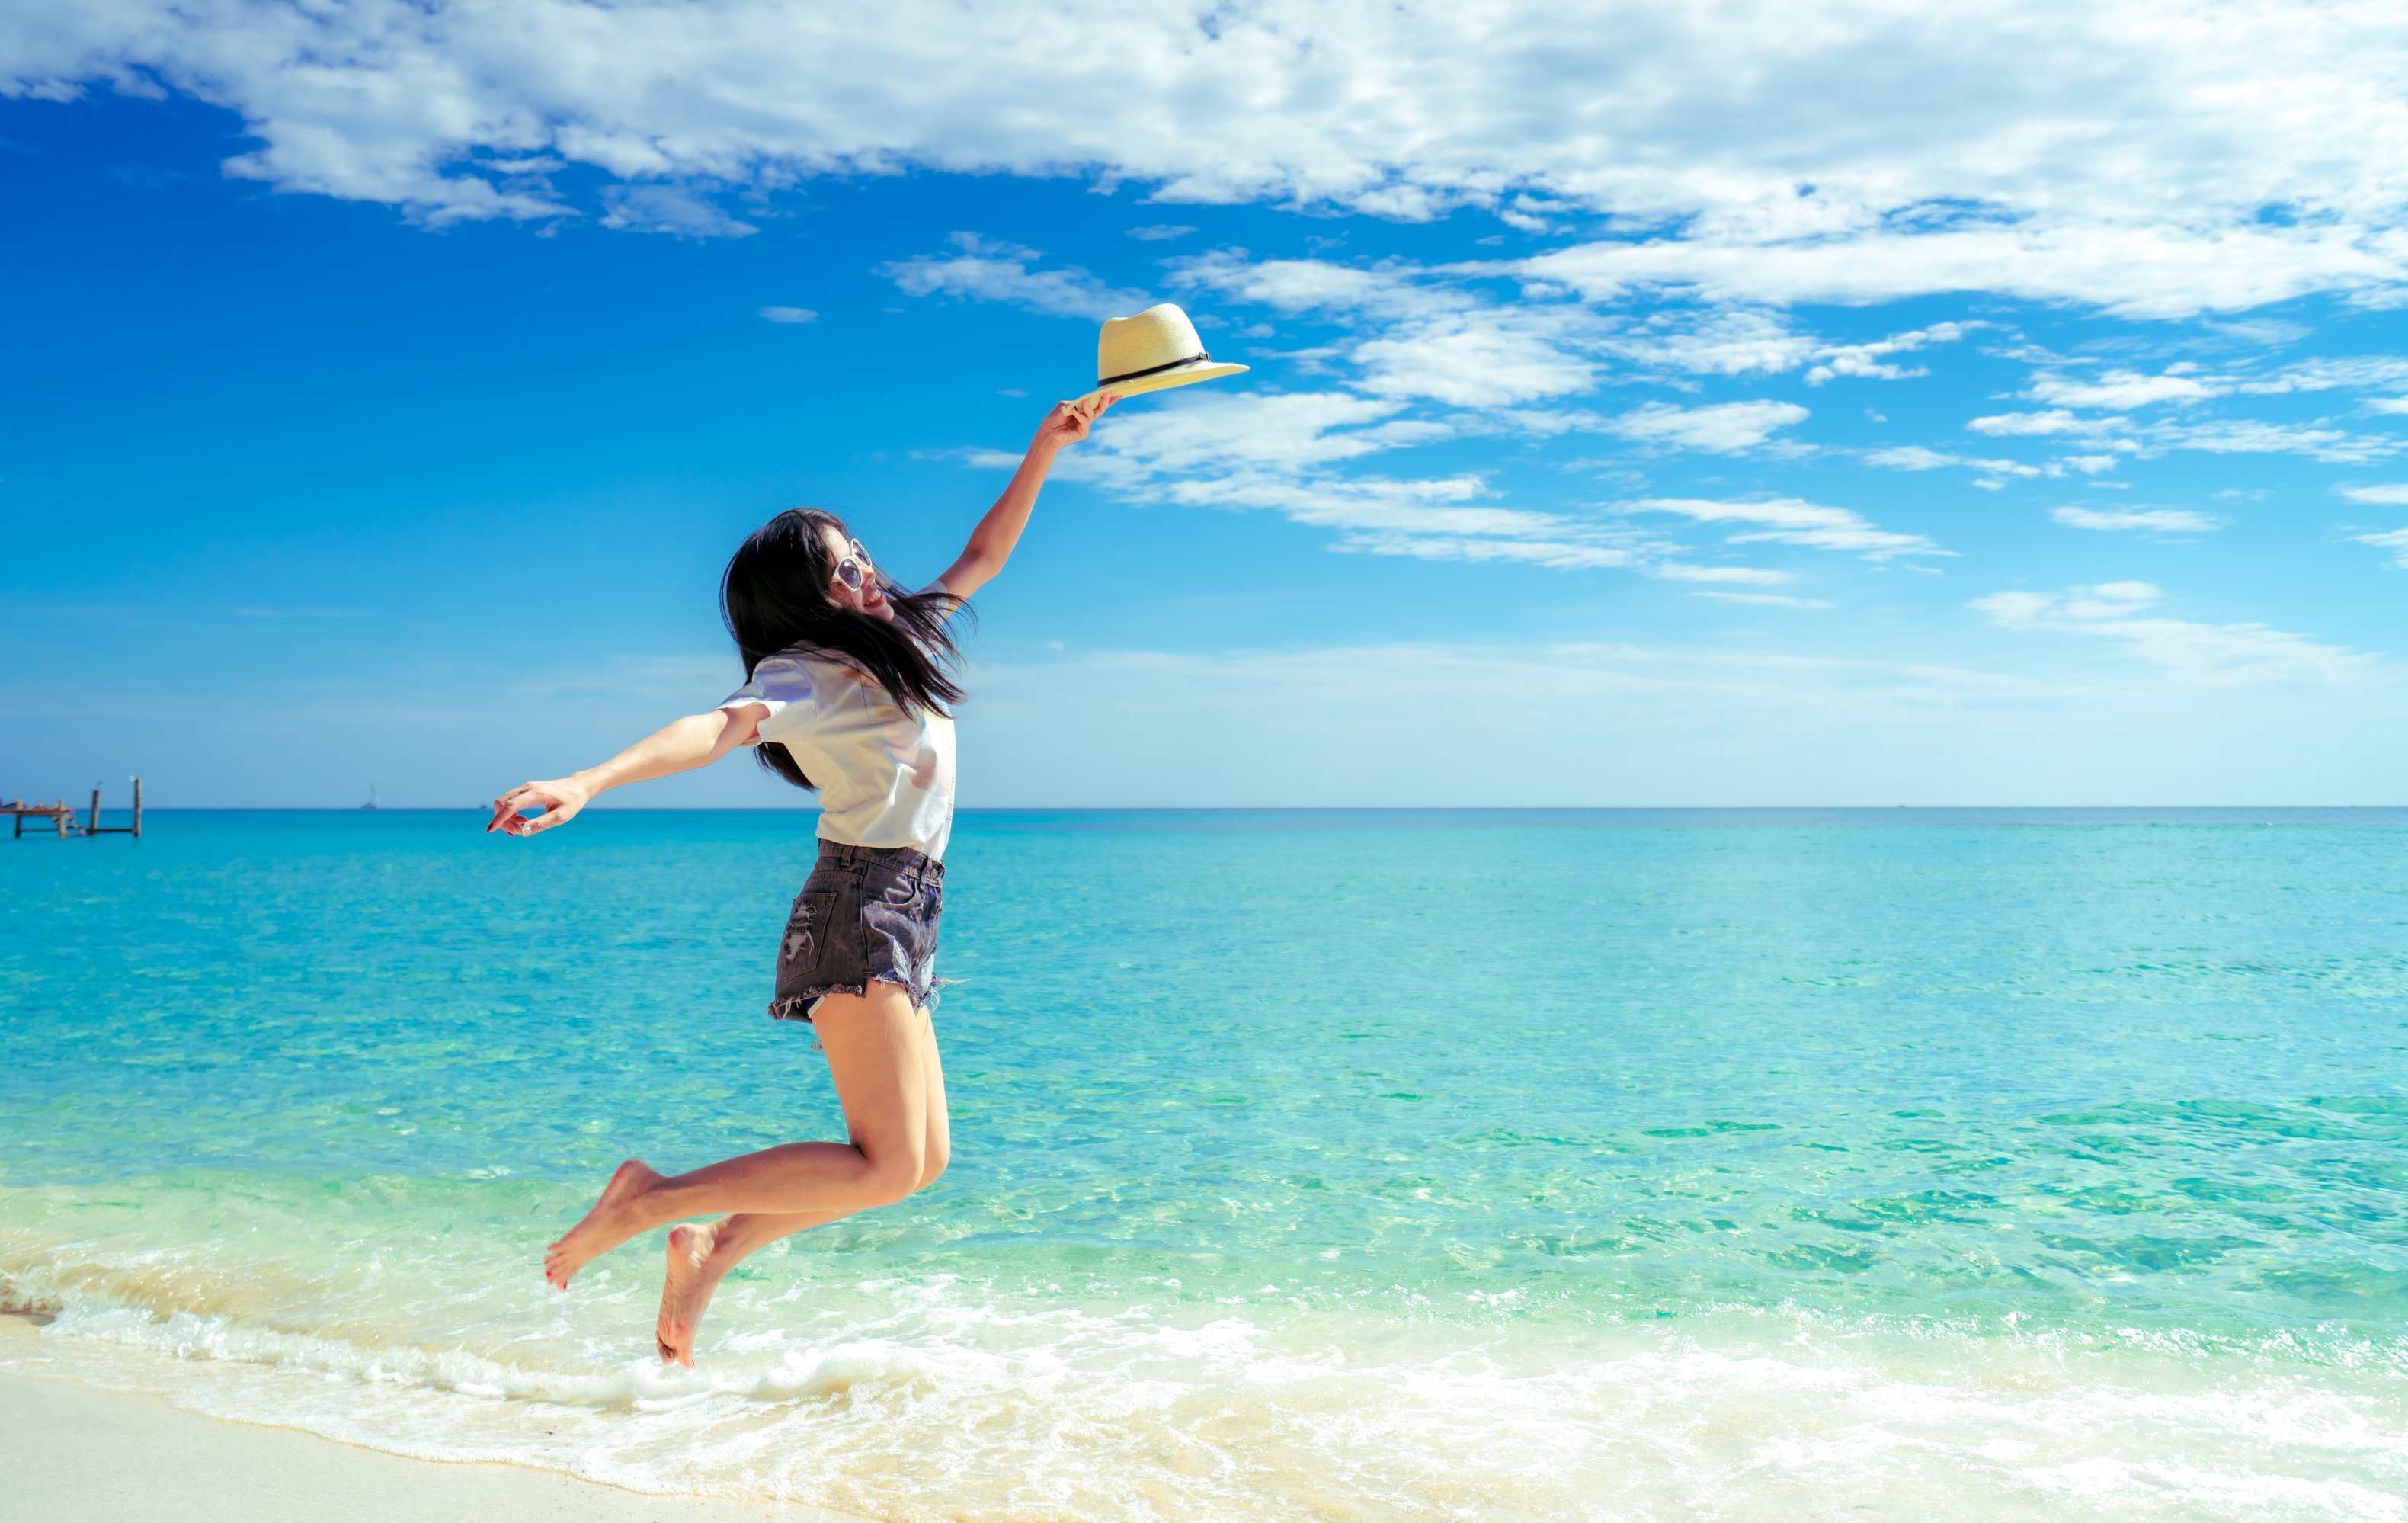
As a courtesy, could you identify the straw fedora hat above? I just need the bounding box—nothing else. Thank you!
[1081,303,1249,401]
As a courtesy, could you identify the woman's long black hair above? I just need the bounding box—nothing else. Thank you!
[720,508,967,790]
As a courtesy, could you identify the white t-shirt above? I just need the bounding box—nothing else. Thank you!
[719,646,958,861]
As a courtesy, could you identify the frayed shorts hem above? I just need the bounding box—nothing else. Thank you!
[767,976,943,1024]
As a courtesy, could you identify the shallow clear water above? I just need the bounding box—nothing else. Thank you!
[4,809,2406,1519]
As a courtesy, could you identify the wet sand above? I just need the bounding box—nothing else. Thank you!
[0,1319,848,1523]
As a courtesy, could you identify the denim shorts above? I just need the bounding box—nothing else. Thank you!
[767,841,945,1022]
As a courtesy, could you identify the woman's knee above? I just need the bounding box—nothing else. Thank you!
[857,1143,927,1207]
[917,1140,949,1191]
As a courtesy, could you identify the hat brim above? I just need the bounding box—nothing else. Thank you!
[1081,361,1249,403]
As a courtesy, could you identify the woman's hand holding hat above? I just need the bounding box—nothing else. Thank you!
[1035,393,1116,452]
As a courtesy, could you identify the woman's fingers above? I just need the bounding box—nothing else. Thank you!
[488,785,534,832]
[490,783,575,835]
[518,803,575,835]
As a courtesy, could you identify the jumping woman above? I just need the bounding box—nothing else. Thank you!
[487,395,1115,1366]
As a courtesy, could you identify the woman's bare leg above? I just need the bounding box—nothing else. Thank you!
[656,1007,950,1365]
[545,982,932,1289]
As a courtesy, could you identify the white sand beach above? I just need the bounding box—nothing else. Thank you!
[0,1319,848,1523]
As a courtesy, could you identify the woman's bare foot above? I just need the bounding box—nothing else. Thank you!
[544,1159,664,1289]
[656,1221,728,1367]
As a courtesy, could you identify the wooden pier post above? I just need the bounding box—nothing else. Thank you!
[132,777,142,838]
[8,794,105,838]
[88,786,101,836]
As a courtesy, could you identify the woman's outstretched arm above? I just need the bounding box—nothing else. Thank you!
[935,395,1116,600]
[488,704,766,837]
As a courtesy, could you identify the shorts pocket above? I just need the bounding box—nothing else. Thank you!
[869,869,925,912]
[782,890,838,974]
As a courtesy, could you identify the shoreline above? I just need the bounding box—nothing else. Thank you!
[0,1319,849,1523]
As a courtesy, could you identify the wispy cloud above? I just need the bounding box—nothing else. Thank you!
[884,233,1148,322]
[2355,528,2408,567]
[1692,590,1833,609]
[1805,322,1973,385]
[2026,369,2217,409]
[759,305,818,323]
[1028,389,1650,568]
[599,184,753,238]
[1971,581,2371,683]
[1969,409,2105,438]
[14,1,2408,325]
[2340,484,2408,505]
[1603,400,1808,454]
[1597,308,1811,377]
[1635,498,1946,562]
[1653,563,1795,585]
[1865,445,2043,480]
[1350,314,1601,406]
[2151,418,2399,464]
[2049,505,2218,533]
[1968,406,2398,463]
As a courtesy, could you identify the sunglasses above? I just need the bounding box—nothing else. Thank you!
[832,539,876,592]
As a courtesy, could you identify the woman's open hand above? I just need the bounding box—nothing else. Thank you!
[488,778,591,837]
[1035,393,1116,451]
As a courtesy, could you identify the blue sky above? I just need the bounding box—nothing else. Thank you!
[5,2,2406,807]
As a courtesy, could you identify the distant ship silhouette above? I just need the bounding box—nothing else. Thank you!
[361,784,379,811]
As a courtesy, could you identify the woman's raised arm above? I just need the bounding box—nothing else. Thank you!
[488,705,764,837]
[936,395,1115,600]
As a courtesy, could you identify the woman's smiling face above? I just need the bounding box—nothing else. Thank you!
[821,523,893,621]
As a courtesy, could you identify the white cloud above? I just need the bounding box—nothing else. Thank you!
[2355,527,2408,568]
[2027,369,2218,409]
[2235,355,2408,396]
[1860,444,1951,470]
[884,233,1148,321]
[1516,222,2408,322]
[1169,252,1417,315]
[599,184,754,238]
[1968,407,2397,463]
[1865,445,2041,478]
[1167,252,1610,406]
[2050,506,2218,532]
[1352,315,1600,406]
[759,305,818,323]
[2151,418,2398,464]
[1692,591,1833,609]
[1598,308,1812,377]
[1126,225,1196,241]
[1031,389,1651,566]
[1635,497,1945,562]
[1653,563,1795,585]
[1971,582,2371,684]
[1992,354,2408,418]
[1062,390,1416,480]
[2340,485,2408,505]
[1603,400,1809,455]
[1968,409,2104,437]
[1804,322,1971,385]
[14,0,2408,320]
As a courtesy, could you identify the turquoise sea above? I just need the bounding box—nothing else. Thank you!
[4,809,2406,1519]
